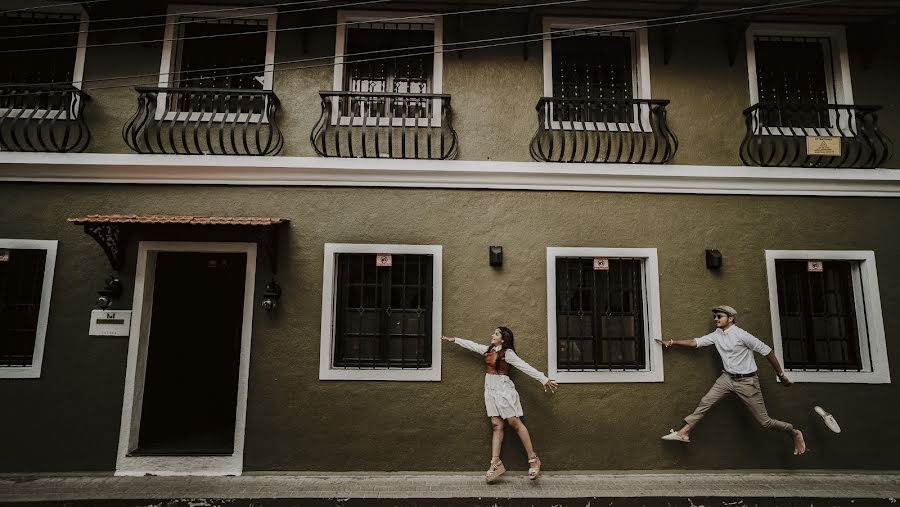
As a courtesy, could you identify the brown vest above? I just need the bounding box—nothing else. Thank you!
[484,348,511,376]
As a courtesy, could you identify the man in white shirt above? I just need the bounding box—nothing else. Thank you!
[655,305,806,455]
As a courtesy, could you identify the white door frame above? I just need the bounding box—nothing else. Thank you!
[115,241,258,476]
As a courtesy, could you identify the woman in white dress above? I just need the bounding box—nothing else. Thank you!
[442,327,558,482]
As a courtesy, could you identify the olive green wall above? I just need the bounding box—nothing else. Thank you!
[79,15,900,167]
[1,183,898,472]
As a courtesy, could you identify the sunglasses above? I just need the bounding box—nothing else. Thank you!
[713,314,729,320]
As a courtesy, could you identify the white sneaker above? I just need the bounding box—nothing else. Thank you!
[661,429,690,442]
[814,406,841,433]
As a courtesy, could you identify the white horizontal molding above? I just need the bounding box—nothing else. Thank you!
[1,153,899,197]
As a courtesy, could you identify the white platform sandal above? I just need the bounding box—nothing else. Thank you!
[485,457,506,483]
[527,455,541,480]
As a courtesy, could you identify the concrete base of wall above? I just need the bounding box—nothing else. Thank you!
[2,472,899,504]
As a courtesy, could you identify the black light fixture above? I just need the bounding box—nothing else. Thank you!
[96,275,122,309]
[261,279,281,312]
[705,249,722,270]
[489,246,503,267]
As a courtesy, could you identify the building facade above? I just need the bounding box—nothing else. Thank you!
[1,0,899,475]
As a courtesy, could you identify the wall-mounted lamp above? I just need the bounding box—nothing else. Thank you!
[96,275,122,309]
[261,280,281,312]
[705,249,722,270]
[489,246,503,267]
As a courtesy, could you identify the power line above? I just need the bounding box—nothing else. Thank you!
[0,0,594,54]
[0,0,647,87]
[3,0,836,93]
[0,0,595,52]
[0,0,337,28]
[0,0,110,14]
[0,0,387,40]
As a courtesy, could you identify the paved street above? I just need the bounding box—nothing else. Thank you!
[1,471,898,504]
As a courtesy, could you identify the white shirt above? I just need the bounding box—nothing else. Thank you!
[694,325,772,375]
[453,338,549,385]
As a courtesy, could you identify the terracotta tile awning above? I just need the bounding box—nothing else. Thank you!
[67,214,288,226]
[67,214,288,272]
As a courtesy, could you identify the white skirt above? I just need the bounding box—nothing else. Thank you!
[483,373,523,419]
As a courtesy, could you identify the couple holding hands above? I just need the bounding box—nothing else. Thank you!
[444,305,804,484]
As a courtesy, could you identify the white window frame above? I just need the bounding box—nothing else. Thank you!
[156,5,277,123]
[332,11,444,128]
[319,243,442,381]
[115,241,257,476]
[765,250,889,384]
[546,247,663,383]
[0,1,89,120]
[745,23,854,137]
[0,239,57,379]
[541,17,651,132]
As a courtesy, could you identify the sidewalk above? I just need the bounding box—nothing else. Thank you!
[1,471,899,503]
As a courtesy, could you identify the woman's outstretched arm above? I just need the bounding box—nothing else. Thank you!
[505,350,559,392]
[442,335,489,355]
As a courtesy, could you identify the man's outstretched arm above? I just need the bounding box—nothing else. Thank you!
[655,338,698,348]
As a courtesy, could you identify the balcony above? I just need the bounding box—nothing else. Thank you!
[123,87,283,156]
[740,103,892,169]
[311,91,457,160]
[0,85,91,153]
[530,98,677,164]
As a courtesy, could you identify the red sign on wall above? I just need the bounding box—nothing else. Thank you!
[593,257,609,270]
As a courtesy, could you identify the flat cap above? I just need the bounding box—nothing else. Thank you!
[711,305,737,317]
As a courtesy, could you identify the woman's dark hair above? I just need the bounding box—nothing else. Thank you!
[485,327,516,369]
[497,326,515,351]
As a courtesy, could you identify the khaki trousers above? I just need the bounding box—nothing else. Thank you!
[684,372,793,433]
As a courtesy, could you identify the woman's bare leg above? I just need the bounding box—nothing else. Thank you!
[506,416,535,458]
[490,417,504,463]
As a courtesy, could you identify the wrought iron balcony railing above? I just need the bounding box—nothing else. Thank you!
[0,85,91,153]
[740,103,892,168]
[530,98,677,164]
[311,91,457,160]
[123,87,283,156]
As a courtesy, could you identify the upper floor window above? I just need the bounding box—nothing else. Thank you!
[765,250,889,384]
[542,18,650,125]
[0,2,88,115]
[0,4,88,87]
[157,5,276,114]
[546,247,663,383]
[319,244,442,381]
[0,239,58,379]
[745,24,852,130]
[332,11,444,123]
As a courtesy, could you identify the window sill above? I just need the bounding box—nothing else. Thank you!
[0,365,41,378]
[551,369,663,383]
[781,370,890,384]
[318,367,441,381]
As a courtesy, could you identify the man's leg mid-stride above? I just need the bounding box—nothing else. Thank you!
[733,376,807,455]
[666,373,732,442]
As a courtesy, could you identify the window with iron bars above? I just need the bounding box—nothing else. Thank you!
[775,260,871,371]
[753,35,835,129]
[0,249,47,367]
[342,23,434,119]
[551,30,636,124]
[333,253,433,369]
[169,16,269,113]
[0,11,81,109]
[554,257,647,371]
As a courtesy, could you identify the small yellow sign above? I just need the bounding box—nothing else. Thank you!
[806,136,841,157]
